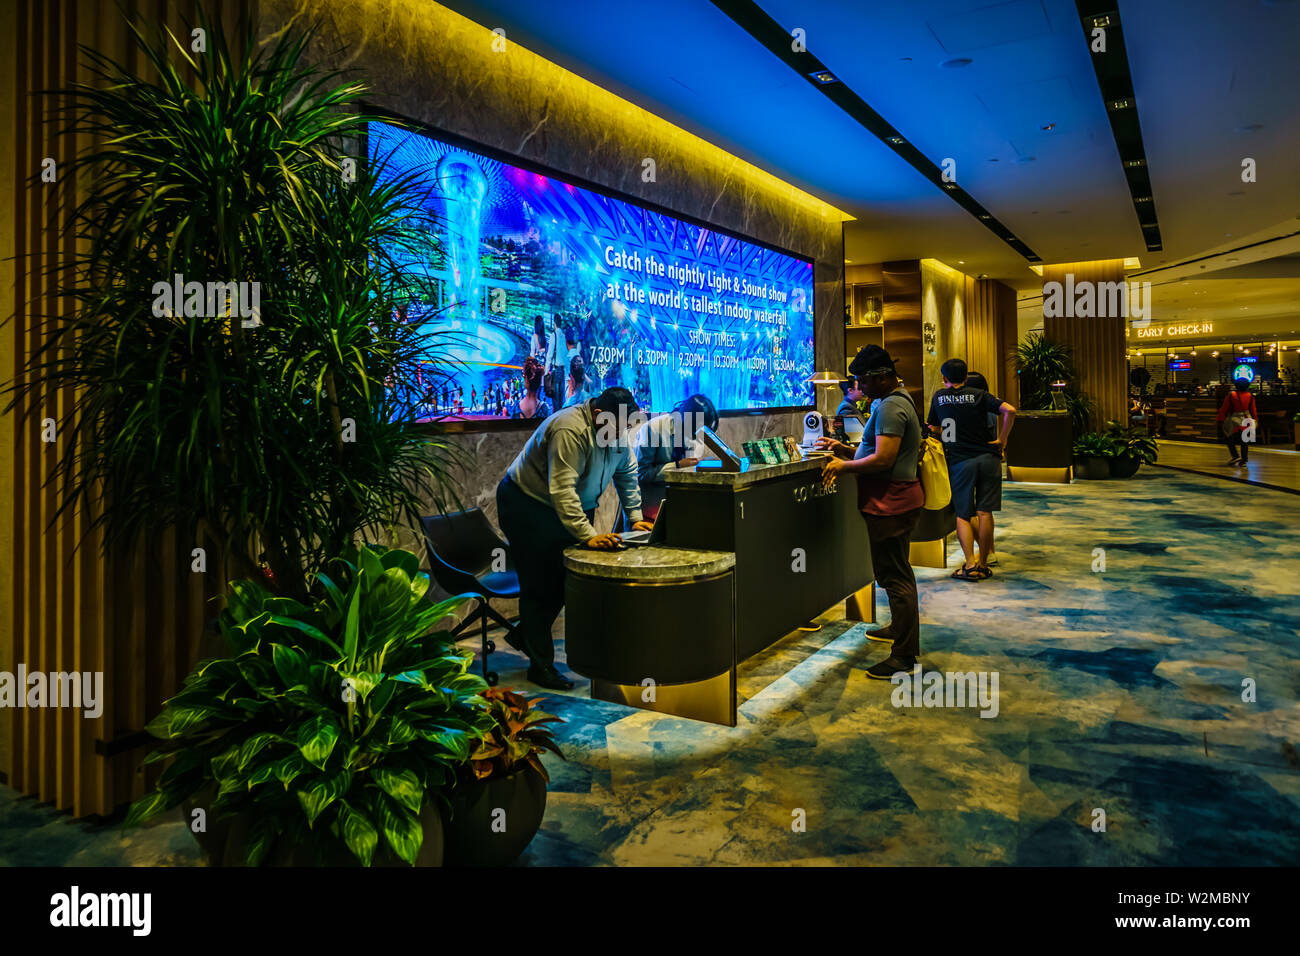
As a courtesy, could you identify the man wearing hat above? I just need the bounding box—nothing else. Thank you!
[816,344,925,679]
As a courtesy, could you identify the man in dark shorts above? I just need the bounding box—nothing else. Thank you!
[926,358,1016,580]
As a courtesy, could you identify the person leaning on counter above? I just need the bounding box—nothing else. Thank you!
[634,393,718,521]
[496,386,653,690]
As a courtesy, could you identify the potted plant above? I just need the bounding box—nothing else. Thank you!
[1015,333,1095,436]
[123,545,495,866]
[1293,411,1300,448]
[441,687,565,867]
[1072,432,1118,480]
[1103,421,1159,478]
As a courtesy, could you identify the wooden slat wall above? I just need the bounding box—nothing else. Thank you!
[882,260,923,412]
[1042,260,1128,428]
[2,0,255,816]
[964,276,1019,405]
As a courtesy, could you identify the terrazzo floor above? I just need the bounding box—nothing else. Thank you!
[3,465,1298,866]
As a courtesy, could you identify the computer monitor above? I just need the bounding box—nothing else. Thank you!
[843,414,865,442]
[694,425,747,472]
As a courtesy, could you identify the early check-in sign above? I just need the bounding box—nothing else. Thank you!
[1133,323,1214,338]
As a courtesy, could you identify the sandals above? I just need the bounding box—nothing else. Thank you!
[952,565,991,581]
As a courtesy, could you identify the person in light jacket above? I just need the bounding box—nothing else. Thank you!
[496,387,651,690]
[634,394,718,521]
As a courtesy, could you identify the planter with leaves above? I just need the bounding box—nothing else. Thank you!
[6,14,461,608]
[1103,422,1158,478]
[1015,333,1093,437]
[1072,432,1119,480]
[441,687,564,867]
[125,545,495,866]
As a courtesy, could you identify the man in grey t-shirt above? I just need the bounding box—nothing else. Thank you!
[817,345,924,679]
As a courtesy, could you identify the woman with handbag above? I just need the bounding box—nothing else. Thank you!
[1217,378,1259,467]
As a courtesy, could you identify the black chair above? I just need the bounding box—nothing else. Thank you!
[420,509,520,686]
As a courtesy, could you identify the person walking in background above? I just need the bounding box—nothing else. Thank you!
[509,356,553,420]
[530,314,548,363]
[496,387,652,689]
[964,370,1001,567]
[927,358,1016,581]
[1217,377,1259,467]
[563,355,592,409]
[816,345,924,680]
[543,314,568,411]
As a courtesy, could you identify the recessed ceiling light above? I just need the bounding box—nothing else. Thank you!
[808,70,839,84]
[941,57,973,68]
[1109,98,1132,111]
[1134,196,1152,202]
[1091,15,1111,27]
[958,260,965,264]
[942,182,958,189]
[887,135,905,145]
[1123,159,1146,168]
[1041,123,1056,131]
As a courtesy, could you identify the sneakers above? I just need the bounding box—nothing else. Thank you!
[866,656,917,680]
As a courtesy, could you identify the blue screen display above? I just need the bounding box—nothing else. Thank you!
[368,120,815,421]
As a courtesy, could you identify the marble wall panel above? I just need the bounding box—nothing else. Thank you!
[263,0,848,608]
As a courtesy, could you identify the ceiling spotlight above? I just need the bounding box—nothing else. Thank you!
[1109,98,1133,111]
[942,182,958,189]
[886,135,905,145]
[808,70,839,84]
[1191,349,1197,355]
[1135,196,1152,203]
[978,214,992,220]
[1041,123,1056,131]
[1124,159,1146,168]
[1090,15,1111,28]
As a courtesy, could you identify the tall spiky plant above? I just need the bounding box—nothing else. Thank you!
[8,11,461,601]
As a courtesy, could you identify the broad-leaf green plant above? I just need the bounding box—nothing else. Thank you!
[124,545,494,866]
[1072,432,1120,459]
[1104,421,1159,464]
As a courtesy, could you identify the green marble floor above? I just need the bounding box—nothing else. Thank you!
[3,465,1298,866]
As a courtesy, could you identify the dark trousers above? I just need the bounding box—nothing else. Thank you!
[495,476,593,668]
[863,508,923,661]
[1224,431,1248,462]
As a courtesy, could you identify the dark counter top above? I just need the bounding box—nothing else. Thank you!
[662,453,833,489]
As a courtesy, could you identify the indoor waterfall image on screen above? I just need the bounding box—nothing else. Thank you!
[368,119,815,421]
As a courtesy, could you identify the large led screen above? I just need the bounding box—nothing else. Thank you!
[368,119,815,422]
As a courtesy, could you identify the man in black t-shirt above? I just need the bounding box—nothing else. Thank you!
[926,358,1016,580]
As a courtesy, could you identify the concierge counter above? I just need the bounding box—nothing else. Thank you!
[563,454,873,725]
[1005,410,1073,483]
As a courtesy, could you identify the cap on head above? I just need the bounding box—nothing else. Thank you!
[848,344,898,379]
